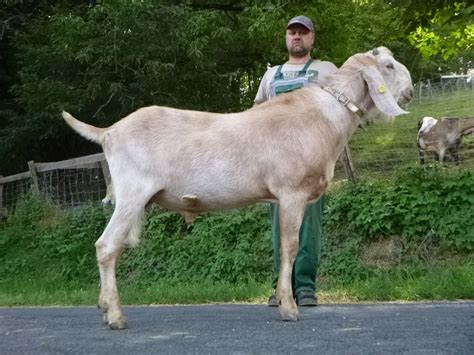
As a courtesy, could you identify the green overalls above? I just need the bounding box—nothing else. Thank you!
[269,59,323,297]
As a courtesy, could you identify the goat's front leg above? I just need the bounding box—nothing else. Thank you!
[276,195,306,321]
[418,148,425,165]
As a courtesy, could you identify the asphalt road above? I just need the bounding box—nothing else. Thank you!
[1,302,473,354]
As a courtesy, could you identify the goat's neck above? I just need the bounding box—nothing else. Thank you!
[321,71,369,142]
[318,70,379,169]
[323,68,374,116]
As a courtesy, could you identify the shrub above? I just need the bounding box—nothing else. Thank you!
[1,165,472,287]
[1,198,273,285]
[118,206,273,284]
[327,165,473,251]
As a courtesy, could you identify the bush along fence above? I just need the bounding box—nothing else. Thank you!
[0,153,111,218]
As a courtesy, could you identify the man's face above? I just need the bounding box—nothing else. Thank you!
[285,25,314,58]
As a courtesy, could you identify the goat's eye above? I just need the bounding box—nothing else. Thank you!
[387,63,395,70]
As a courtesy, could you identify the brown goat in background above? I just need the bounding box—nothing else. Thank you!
[418,117,474,165]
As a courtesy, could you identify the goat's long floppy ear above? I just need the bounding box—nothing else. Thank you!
[362,66,408,116]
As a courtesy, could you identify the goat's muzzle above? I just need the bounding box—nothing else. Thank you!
[400,88,414,105]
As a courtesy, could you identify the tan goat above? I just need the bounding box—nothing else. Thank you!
[418,116,474,165]
[63,47,413,329]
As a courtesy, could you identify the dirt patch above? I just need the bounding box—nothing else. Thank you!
[361,236,403,268]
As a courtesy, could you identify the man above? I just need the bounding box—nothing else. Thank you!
[254,15,337,307]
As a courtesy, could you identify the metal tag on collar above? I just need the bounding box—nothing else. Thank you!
[347,102,362,115]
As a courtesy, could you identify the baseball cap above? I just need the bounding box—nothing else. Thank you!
[287,15,314,32]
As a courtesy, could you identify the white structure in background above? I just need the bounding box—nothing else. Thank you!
[466,68,473,83]
[440,71,473,90]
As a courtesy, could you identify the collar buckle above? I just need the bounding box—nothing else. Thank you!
[322,86,363,117]
[336,93,350,106]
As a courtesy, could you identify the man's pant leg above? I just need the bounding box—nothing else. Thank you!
[270,198,323,294]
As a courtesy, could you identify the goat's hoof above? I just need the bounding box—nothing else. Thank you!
[280,312,299,322]
[105,310,127,330]
[278,294,299,321]
[279,306,299,322]
[108,319,127,330]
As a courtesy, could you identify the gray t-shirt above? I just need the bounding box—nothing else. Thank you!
[254,60,337,103]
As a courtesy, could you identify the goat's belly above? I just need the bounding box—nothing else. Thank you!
[150,188,268,213]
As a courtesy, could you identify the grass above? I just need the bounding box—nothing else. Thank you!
[0,278,272,307]
[325,263,474,302]
[2,263,473,306]
[0,280,99,306]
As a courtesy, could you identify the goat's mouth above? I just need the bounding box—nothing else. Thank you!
[399,94,412,105]
[400,88,414,104]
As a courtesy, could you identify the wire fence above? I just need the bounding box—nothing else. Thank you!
[39,166,108,207]
[1,78,473,217]
[0,154,110,218]
[415,75,473,103]
[0,175,32,216]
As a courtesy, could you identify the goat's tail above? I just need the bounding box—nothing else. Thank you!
[62,111,106,144]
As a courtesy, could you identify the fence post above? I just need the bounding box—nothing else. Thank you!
[28,160,40,193]
[0,176,4,219]
[341,145,356,183]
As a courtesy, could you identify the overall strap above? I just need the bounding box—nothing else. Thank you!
[298,58,314,76]
[273,58,313,81]
[273,65,284,80]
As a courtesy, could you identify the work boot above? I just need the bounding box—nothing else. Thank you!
[267,294,278,307]
[296,292,318,307]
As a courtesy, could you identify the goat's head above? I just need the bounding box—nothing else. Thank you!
[340,47,413,118]
[362,47,413,116]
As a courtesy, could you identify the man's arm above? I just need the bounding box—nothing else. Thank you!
[254,67,275,105]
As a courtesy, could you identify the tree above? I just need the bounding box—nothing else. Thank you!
[407,2,473,76]
[0,1,268,173]
[2,0,471,175]
[381,0,473,80]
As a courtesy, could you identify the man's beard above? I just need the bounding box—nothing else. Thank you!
[289,45,310,57]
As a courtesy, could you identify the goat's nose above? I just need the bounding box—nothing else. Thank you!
[402,87,414,103]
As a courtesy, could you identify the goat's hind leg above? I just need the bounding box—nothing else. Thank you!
[96,200,145,329]
[276,195,307,321]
